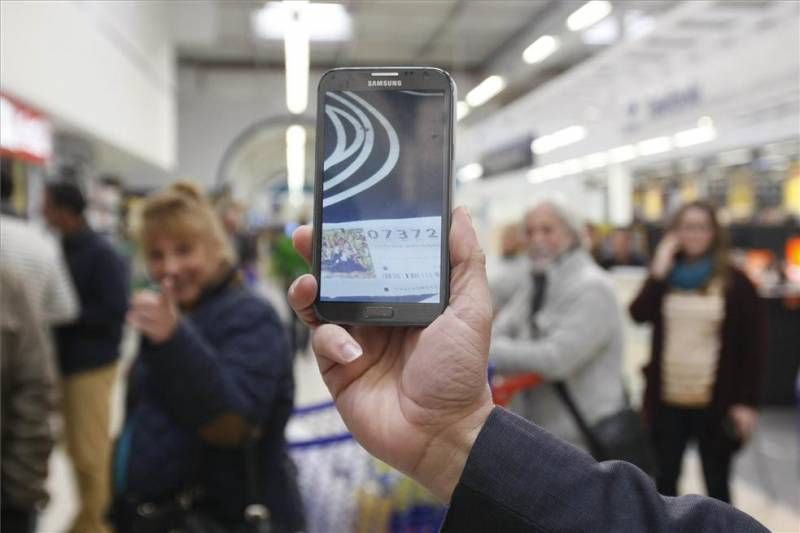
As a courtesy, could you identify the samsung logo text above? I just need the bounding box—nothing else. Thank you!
[368,80,402,87]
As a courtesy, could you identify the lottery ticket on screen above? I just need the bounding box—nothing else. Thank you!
[319,89,446,303]
[320,217,441,302]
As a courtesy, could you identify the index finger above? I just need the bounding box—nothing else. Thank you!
[288,274,322,329]
[292,225,312,265]
[160,277,177,308]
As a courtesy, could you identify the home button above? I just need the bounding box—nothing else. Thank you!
[364,306,394,319]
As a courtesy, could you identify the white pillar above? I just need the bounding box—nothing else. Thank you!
[607,164,633,226]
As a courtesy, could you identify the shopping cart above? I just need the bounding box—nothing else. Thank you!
[287,371,542,533]
[489,368,542,407]
[287,401,446,533]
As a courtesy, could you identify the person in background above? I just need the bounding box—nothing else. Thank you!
[598,226,647,269]
[116,182,304,532]
[489,196,626,450]
[42,181,129,533]
[218,197,259,285]
[1,169,79,325]
[285,207,767,532]
[489,222,528,313]
[584,221,604,265]
[1,268,59,533]
[630,200,766,503]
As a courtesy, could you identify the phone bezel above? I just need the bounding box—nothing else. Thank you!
[311,66,455,326]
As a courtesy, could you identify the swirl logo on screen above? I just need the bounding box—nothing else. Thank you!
[322,91,399,208]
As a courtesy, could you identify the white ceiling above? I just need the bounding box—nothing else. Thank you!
[172,0,682,120]
[173,1,552,69]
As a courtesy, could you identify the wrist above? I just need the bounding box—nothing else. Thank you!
[650,263,669,280]
[147,319,179,345]
[414,395,494,502]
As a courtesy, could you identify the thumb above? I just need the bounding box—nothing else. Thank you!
[447,206,492,327]
[160,277,177,309]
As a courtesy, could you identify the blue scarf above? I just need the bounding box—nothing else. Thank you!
[667,256,714,290]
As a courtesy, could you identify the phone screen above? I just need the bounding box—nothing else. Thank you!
[319,89,446,304]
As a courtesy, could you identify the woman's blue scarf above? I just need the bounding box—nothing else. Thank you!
[668,256,714,290]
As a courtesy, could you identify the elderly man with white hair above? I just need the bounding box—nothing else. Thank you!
[490,194,627,452]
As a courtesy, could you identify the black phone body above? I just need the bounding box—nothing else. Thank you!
[312,67,455,326]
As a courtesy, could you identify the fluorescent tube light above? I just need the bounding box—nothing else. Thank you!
[522,35,559,64]
[284,6,309,114]
[457,163,483,182]
[531,125,587,155]
[608,145,637,163]
[567,1,613,32]
[252,2,352,41]
[637,136,673,156]
[286,125,306,206]
[465,75,506,107]
[583,151,608,169]
[674,125,716,148]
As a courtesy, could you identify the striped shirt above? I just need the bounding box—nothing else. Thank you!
[1,215,79,325]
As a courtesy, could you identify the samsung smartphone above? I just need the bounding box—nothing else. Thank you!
[312,67,455,325]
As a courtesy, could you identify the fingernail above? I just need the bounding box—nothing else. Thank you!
[288,278,299,296]
[463,207,472,222]
[340,341,363,363]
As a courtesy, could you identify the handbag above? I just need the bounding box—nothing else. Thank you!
[554,381,656,476]
[116,427,273,533]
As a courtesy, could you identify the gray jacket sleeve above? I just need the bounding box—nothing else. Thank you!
[0,271,58,508]
[442,408,769,533]
[490,282,617,379]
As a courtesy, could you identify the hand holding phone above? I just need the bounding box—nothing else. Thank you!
[651,232,681,280]
[312,67,455,325]
[289,207,494,502]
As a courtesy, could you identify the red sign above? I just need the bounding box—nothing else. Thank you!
[0,92,52,165]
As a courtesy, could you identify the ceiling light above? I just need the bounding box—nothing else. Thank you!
[522,35,559,64]
[284,3,309,114]
[465,75,506,107]
[608,145,637,163]
[531,125,587,155]
[457,101,471,121]
[637,136,673,156]
[527,163,564,183]
[457,163,483,182]
[697,116,714,129]
[252,2,352,41]
[561,158,584,175]
[674,125,716,148]
[286,125,306,206]
[567,1,613,32]
[583,151,608,169]
[582,17,619,45]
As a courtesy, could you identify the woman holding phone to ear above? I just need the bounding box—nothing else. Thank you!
[114,183,304,532]
[630,201,766,503]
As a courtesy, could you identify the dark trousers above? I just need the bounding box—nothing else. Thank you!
[651,404,739,503]
[0,497,35,533]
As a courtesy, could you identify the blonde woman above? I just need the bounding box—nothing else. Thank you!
[113,183,304,532]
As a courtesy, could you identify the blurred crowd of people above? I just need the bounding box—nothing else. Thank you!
[0,166,771,532]
[489,195,767,505]
[1,171,304,532]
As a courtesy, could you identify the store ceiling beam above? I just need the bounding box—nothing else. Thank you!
[476,0,560,72]
[414,0,468,59]
[177,55,481,76]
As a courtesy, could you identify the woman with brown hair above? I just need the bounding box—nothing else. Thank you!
[630,201,767,503]
[112,182,304,532]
